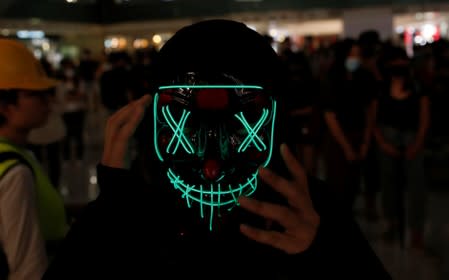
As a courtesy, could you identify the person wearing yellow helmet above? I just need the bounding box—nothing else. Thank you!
[0,39,68,280]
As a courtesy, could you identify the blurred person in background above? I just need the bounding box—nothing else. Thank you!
[99,51,132,115]
[0,39,68,280]
[357,30,384,222]
[284,46,320,176]
[27,88,67,189]
[374,46,430,249]
[321,38,377,213]
[78,48,100,113]
[57,58,87,165]
[28,58,67,189]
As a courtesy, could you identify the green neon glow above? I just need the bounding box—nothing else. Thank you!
[209,184,214,231]
[216,174,225,182]
[219,125,229,159]
[159,85,263,90]
[198,126,206,157]
[234,109,269,153]
[161,106,195,155]
[167,168,258,230]
[153,94,165,162]
[154,84,278,230]
[263,99,277,167]
[200,185,204,218]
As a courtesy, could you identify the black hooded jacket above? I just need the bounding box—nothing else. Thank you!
[44,20,391,279]
[43,164,391,279]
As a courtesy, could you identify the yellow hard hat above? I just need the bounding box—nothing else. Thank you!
[0,39,58,91]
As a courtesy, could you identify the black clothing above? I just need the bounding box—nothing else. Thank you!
[43,165,391,279]
[78,59,98,82]
[284,51,320,145]
[377,84,425,131]
[99,67,130,112]
[322,67,378,132]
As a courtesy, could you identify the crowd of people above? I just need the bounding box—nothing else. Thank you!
[1,19,448,279]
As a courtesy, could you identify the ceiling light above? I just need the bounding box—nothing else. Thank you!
[66,0,78,3]
[153,34,162,44]
[17,30,45,39]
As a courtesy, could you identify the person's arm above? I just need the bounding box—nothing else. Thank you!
[324,111,357,161]
[372,100,401,158]
[0,165,48,280]
[415,95,431,146]
[360,100,376,158]
[406,95,430,160]
[289,106,314,117]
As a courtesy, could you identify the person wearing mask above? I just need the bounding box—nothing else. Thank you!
[43,20,391,279]
[0,39,68,279]
[374,47,430,248]
[321,39,378,213]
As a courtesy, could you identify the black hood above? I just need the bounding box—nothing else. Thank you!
[138,20,292,221]
[150,19,287,96]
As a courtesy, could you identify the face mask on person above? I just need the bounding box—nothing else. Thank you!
[153,72,277,231]
[345,57,360,72]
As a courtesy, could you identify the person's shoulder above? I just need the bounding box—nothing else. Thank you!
[0,164,34,194]
[0,163,33,182]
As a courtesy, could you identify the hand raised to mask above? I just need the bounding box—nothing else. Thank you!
[101,94,152,169]
[238,143,320,254]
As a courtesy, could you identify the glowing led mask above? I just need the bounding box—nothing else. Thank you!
[154,74,277,230]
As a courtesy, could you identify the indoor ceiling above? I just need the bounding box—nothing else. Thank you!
[1,0,449,24]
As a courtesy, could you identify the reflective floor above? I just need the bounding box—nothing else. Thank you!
[54,109,448,280]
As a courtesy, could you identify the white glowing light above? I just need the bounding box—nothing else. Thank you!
[152,34,162,44]
[17,30,45,39]
[89,176,97,185]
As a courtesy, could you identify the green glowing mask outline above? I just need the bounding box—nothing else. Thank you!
[160,105,195,155]
[167,168,258,230]
[153,85,277,230]
[234,109,269,153]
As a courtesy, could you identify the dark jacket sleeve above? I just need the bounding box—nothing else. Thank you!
[283,176,392,279]
[42,165,144,279]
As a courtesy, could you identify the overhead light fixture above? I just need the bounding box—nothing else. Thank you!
[66,0,78,3]
[17,30,45,39]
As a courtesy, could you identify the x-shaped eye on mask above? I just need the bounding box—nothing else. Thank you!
[234,109,269,153]
[161,105,195,155]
